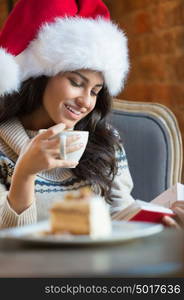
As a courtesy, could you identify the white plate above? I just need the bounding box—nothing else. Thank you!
[0,221,163,246]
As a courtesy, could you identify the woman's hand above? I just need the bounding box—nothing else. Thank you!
[162,201,184,229]
[171,201,184,228]
[8,123,82,213]
[15,123,82,176]
[162,215,181,229]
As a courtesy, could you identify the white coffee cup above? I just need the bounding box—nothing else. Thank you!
[59,130,89,163]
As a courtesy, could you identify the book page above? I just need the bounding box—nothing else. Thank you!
[177,183,184,200]
[136,200,173,213]
[151,183,184,208]
[111,201,141,220]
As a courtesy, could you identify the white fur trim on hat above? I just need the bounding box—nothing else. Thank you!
[16,17,129,96]
[0,48,20,96]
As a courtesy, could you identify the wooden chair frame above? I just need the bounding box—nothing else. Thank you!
[113,99,183,187]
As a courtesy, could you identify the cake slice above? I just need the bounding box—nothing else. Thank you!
[50,187,112,238]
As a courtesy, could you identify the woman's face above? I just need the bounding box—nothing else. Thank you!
[41,69,103,129]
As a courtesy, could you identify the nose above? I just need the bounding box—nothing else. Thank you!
[76,91,91,109]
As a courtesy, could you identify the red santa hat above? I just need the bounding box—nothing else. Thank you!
[0,0,129,97]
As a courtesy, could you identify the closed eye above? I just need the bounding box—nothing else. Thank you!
[91,90,98,97]
[69,77,101,97]
[69,79,83,87]
[91,87,102,97]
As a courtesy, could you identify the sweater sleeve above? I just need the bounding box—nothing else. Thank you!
[0,183,37,228]
[109,145,135,214]
[0,156,37,228]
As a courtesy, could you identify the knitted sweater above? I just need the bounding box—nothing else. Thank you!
[0,118,134,228]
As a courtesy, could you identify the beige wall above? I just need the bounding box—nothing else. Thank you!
[0,0,17,27]
[104,0,184,180]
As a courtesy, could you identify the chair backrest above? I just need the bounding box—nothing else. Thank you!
[111,99,183,202]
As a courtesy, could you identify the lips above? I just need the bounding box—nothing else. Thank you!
[64,104,83,120]
[65,104,81,115]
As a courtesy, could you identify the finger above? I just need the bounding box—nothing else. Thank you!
[66,135,81,146]
[162,215,180,229]
[66,143,84,154]
[37,123,66,140]
[173,207,184,225]
[171,201,184,209]
[45,141,84,158]
[50,158,79,169]
[46,148,61,158]
[45,136,61,149]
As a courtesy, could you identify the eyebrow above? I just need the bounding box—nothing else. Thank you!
[71,71,103,87]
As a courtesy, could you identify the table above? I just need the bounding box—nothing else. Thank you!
[0,227,183,277]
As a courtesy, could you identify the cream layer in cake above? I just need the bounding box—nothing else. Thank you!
[50,194,112,238]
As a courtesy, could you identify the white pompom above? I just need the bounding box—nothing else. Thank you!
[0,48,20,96]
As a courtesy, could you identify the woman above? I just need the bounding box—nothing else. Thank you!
[0,0,183,229]
[0,0,135,228]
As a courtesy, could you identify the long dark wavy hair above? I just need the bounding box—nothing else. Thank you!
[0,76,122,202]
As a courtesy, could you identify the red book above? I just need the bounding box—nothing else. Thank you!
[112,200,175,224]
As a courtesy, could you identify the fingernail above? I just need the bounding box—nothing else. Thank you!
[57,123,65,130]
[71,161,79,165]
[39,129,47,134]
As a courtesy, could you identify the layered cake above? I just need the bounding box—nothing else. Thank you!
[50,187,112,238]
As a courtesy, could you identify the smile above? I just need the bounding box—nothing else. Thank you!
[65,104,81,116]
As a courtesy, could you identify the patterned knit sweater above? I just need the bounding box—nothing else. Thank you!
[0,118,134,228]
